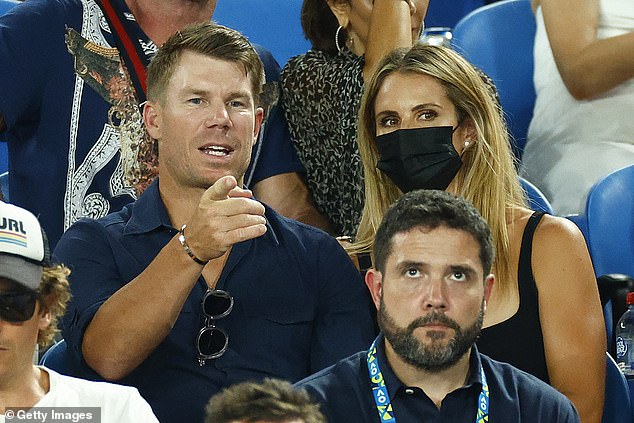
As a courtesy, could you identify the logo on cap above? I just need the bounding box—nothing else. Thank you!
[0,218,28,248]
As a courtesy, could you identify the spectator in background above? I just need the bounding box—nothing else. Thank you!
[298,190,580,422]
[281,0,427,237]
[0,0,326,250]
[206,378,325,423]
[0,201,158,422]
[349,44,605,423]
[521,0,634,214]
[55,23,374,423]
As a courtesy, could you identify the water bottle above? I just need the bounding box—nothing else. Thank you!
[615,291,634,378]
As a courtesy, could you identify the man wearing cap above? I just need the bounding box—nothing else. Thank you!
[0,201,159,422]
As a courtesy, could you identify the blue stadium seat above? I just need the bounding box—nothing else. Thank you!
[40,339,103,381]
[451,0,536,159]
[0,0,19,15]
[0,0,20,174]
[519,177,553,214]
[212,0,310,67]
[583,164,634,279]
[425,0,485,29]
[0,171,8,202]
[603,352,633,423]
[570,165,634,357]
[0,143,6,174]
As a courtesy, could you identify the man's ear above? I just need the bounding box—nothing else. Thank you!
[365,268,383,312]
[483,274,495,311]
[326,0,351,27]
[37,304,52,331]
[252,107,264,147]
[143,101,162,140]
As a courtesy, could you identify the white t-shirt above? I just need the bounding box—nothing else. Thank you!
[0,367,159,423]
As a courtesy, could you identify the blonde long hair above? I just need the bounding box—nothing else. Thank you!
[351,44,526,294]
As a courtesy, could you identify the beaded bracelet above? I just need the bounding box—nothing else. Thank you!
[178,224,208,266]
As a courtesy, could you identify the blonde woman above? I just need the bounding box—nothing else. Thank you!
[350,44,605,423]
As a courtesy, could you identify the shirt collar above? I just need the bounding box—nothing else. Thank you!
[377,334,484,397]
[122,178,280,246]
[124,178,171,235]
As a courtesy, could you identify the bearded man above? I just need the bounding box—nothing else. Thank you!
[295,189,580,423]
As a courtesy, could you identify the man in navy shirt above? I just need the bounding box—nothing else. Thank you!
[296,190,580,422]
[0,0,329,249]
[53,23,374,423]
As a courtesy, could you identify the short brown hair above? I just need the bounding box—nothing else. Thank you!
[205,378,325,423]
[146,22,265,104]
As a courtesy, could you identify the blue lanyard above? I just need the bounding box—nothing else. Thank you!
[366,337,490,422]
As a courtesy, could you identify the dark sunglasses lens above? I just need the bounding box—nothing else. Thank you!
[0,292,37,323]
[203,291,233,318]
[197,327,228,358]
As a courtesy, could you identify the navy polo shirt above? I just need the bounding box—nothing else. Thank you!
[54,179,375,423]
[296,337,580,423]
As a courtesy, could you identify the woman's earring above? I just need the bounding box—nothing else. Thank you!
[464,140,471,148]
[335,25,345,54]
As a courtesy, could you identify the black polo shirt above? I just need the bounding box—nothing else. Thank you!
[296,336,580,422]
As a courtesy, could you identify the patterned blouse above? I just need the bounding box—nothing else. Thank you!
[281,49,365,237]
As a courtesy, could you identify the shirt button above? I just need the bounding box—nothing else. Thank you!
[404,388,414,395]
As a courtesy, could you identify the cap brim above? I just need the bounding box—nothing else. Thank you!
[0,254,41,291]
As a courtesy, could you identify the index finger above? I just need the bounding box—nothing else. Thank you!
[202,175,238,202]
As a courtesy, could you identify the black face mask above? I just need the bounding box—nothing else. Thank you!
[375,126,462,193]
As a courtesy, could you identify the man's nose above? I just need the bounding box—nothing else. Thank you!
[423,277,447,310]
[205,102,232,129]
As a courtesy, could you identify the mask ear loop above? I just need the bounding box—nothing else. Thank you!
[452,118,473,157]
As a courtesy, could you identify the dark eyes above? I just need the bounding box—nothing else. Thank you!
[405,268,420,277]
[377,110,438,128]
[228,100,246,108]
[450,271,466,281]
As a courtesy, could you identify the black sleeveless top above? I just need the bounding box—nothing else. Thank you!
[476,211,550,383]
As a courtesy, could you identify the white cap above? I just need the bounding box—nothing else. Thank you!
[0,201,48,291]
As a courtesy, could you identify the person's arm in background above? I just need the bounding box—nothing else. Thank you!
[539,0,634,99]
[253,174,334,233]
[363,0,428,81]
[249,45,334,233]
[533,215,606,423]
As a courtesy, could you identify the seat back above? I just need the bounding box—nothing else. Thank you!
[0,143,6,174]
[451,0,536,158]
[577,165,634,356]
[39,339,103,381]
[212,0,310,66]
[0,0,19,15]
[424,0,485,29]
[603,352,633,423]
[0,171,8,202]
[0,0,20,174]
[584,164,634,279]
[519,177,553,214]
